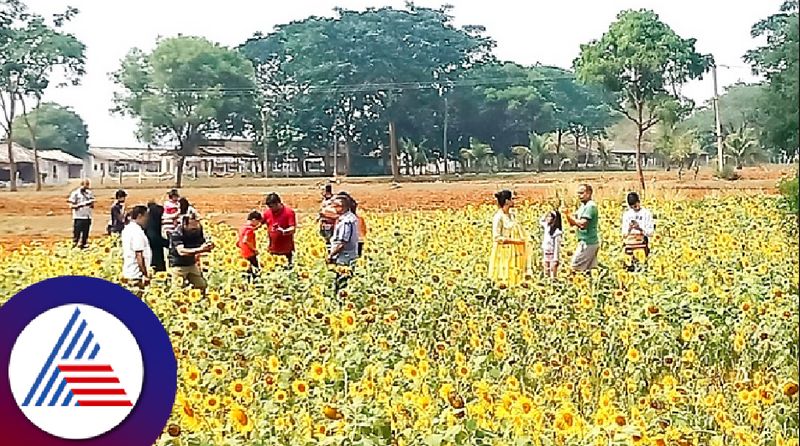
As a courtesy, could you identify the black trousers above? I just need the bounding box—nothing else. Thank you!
[73,219,91,248]
[246,255,260,280]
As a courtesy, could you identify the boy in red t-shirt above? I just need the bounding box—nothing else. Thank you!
[238,211,264,279]
[262,193,297,267]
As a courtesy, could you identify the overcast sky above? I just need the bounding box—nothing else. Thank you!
[24,0,781,147]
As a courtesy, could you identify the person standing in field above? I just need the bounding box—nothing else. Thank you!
[539,210,563,279]
[68,179,95,249]
[107,189,128,236]
[488,190,532,287]
[162,189,181,236]
[622,191,655,269]
[262,193,296,267]
[169,214,214,292]
[328,194,360,296]
[145,201,169,272]
[564,184,601,272]
[237,211,264,279]
[319,184,337,249]
[121,205,151,290]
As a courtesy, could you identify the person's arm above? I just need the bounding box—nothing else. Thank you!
[135,251,149,281]
[565,207,590,230]
[328,222,352,260]
[553,234,561,260]
[622,212,630,236]
[643,210,655,237]
[281,210,297,235]
[68,192,82,209]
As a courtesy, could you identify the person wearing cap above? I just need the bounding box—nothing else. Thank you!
[107,189,128,235]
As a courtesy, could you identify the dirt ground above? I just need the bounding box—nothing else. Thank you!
[0,166,792,249]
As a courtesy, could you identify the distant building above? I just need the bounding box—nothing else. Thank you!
[85,147,170,178]
[0,142,83,186]
[181,139,260,176]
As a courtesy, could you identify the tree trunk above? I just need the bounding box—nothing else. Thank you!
[33,145,41,191]
[175,156,185,188]
[20,95,42,191]
[388,121,400,181]
[556,129,562,155]
[5,95,17,191]
[635,115,646,192]
[344,140,351,176]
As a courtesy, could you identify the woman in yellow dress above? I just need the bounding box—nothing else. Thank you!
[488,190,532,286]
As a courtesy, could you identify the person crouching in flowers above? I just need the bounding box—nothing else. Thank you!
[539,210,563,279]
[622,191,654,271]
[169,214,214,293]
[237,211,264,280]
[488,190,532,287]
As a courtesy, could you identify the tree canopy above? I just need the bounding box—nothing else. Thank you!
[12,102,88,157]
[112,36,257,186]
[574,8,711,190]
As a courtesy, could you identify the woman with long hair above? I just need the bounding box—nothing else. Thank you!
[488,190,532,286]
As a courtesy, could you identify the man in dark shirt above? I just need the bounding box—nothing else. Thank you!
[169,215,214,291]
[107,189,127,235]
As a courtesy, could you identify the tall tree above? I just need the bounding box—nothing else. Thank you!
[240,3,493,180]
[12,102,88,157]
[574,9,711,190]
[112,36,257,187]
[0,1,85,191]
[745,0,799,158]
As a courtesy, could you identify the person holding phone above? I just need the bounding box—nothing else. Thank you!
[67,179,96,249]
[169,214,214,291]
[262,193,296,267]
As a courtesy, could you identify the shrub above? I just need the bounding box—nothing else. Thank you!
[714,165,741,181]
[778,174,799,214]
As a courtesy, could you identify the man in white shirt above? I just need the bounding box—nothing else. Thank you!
[121,205,152,290]
[622,192,655,260]
[67,179,95,249]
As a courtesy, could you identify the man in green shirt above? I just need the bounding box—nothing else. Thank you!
[564,184,600,272]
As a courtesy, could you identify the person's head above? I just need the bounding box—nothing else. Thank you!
[181,214,202,234]
[577,184,593,204]
[323,184,333,200]
[626,191,641,211]
[168,189,180,203]
[128,205,149,227]
[546,210,563,236]
[115,189,127,203]
[247,210,264,229]
[80,179,91,191]
[265,193,284,213]
[495,190,514,209]
[178,197,191,215]
[332,195,352,215]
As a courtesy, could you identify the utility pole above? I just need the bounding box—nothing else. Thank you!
[443,95,449,175]
[261,108,269,178]
[712,64,724,171]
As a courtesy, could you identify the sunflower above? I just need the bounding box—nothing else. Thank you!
[182,365,201,386]
[340,311,357,332]
[230,406,254,434]
[273,389,288,404]
[267,355,280,373]
[205,395,220,411]
[308,362,326,381]
[292,379,310,398]
[229,380,247,397]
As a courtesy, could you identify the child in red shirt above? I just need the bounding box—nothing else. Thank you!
[237,211,264,279]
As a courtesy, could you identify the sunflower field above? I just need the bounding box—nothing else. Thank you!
[0,195,797,446]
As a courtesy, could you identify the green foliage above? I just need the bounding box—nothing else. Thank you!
[11,102,88,157]
[0,1,85,190]
[778,174,799,214]
[745,0,799,157]
[574,8,711,189]
[714,165,741,181]
[112,36,257,186]
[724,124,766,169]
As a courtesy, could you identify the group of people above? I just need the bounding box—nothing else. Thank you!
[488,183,655,286]
[67,179,368,295]
[68,178,653,294]
[234,186,366,295]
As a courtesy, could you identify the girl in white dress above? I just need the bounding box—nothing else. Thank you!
[539,210,563,279]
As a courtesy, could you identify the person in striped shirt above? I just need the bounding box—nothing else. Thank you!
[161,189,181,237]
[622,192,655,267]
